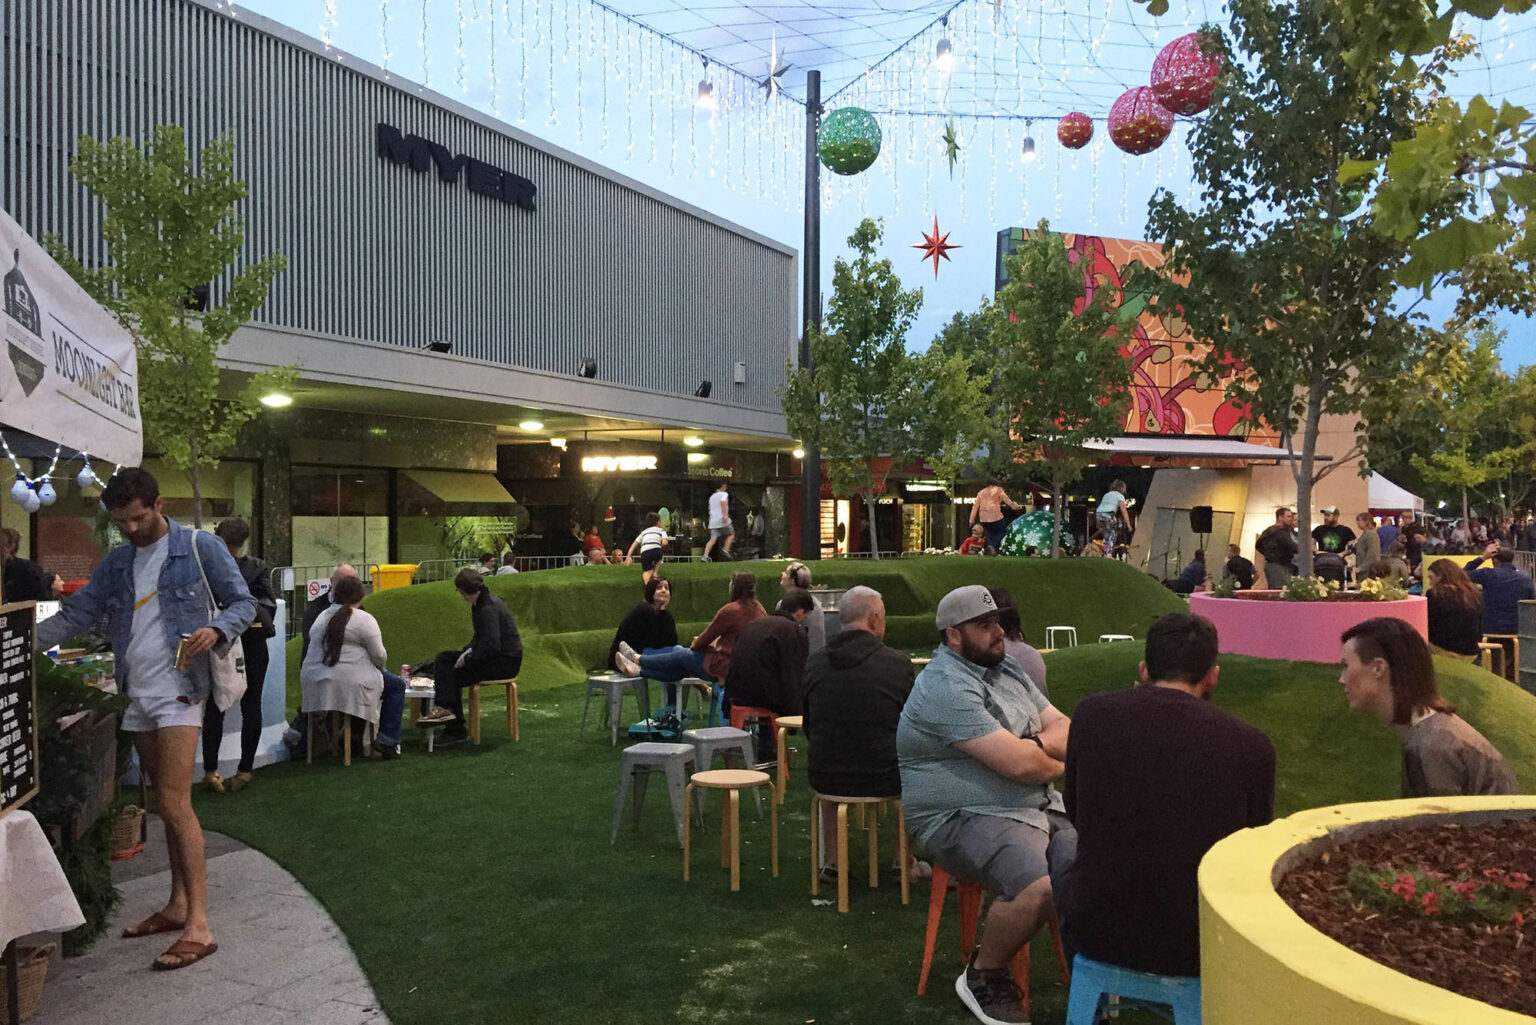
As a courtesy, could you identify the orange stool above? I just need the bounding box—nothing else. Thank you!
[916,863,1070,1019]
[727,704,780,764]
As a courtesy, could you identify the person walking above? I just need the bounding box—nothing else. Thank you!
[624,512,669,583]
[971,480,1018,555]
[38,468,255,970]
[201,518,278,793]
[702,482,735,562]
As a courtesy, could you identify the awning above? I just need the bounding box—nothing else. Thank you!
[402,470,516,505]
[1367,472,1423,513]
[1083,437,1331,462]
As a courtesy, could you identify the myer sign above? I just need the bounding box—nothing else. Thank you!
[375,123,537,212]
[581,455,657,473]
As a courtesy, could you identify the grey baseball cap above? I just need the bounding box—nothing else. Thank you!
[935,585,1001,631]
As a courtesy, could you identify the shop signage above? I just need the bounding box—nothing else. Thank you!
[0,602,39,816]
[375,123,537,212]
[581,455,657,473]
[686,466,733,479]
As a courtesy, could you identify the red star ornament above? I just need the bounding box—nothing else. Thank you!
[913,216,961,277]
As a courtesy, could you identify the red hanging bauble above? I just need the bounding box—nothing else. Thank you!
[1056,112,1093,150]
[1150,32,1222,116]
[1108,87,1173,155]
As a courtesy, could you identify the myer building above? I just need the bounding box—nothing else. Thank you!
[2,0,800,580]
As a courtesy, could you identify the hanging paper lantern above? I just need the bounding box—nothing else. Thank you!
[817,108,882,176]
[1150,33,1222,116]
[76,463,95,490]
[1108,87,1174,155]
[1057,112,1093,150]
[37,481,56,506]
[20,489,40,514]
[9,474,29,505]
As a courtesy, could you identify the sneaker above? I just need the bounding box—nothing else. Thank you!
[615,652,641,677]
[617,641,640,663]
[436,732,468,748]
[819,865,839,885]
[417,706,456,725]
[955,963,1029,1025]
[699,554,712,563]
[372,740,401,760]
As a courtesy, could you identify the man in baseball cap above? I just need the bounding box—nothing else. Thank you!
[1311,504,1355,558]
[898,585,1075,1025]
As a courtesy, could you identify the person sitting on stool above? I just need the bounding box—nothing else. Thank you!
[723,588,813,763]
[415,570,523,746]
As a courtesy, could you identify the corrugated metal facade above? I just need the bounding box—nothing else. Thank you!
[2,0,798,415]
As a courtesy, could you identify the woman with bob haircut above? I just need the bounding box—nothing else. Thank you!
[1339,617,1518,797]
[616,570,764,685]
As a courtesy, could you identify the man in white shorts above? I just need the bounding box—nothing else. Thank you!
[702,481,734,562]
[39,468,255,971]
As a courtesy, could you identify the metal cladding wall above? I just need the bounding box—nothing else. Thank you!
[2,0,797,416]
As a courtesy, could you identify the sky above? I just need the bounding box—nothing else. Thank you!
[230,0,1535,368]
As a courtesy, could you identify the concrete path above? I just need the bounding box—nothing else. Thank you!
[31,817,388,1025]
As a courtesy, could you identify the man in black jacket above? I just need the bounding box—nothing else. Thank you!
[802,585,916,881]
[417,569,523,745]
[1255,507,1298,588]
[723,588,813,760]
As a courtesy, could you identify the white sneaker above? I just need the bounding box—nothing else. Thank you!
[618,641,640,663]
[615,652,641,677]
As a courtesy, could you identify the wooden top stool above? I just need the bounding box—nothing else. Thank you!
[810,793,908,912]
[683,769,778,891]
[466,677,519,743]
[774,715,803,804]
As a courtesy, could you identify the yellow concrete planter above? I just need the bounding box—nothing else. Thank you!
[1199,797,1536,1025]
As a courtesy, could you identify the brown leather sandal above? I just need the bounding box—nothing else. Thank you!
[121,911,185,938]
[152,939,218,970]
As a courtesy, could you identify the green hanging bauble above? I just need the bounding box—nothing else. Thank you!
[817,108,882,176]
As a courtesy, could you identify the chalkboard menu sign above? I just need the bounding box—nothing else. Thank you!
[0,602,37,817]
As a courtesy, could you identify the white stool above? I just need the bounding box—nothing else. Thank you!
[1046,626,1078,648]
[1098,634,1134,644]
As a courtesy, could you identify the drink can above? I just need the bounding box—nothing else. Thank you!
[175,633,194,671]
[401,664,411,683]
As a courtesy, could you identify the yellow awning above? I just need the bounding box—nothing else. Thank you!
[402,470,516,506]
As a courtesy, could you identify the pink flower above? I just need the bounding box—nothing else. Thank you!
[1421,892,1440,915]
[1398,872,1418,886]
[1513,911,1524,927]
[1505,872,1531,891]
[1484,868,1506,881]
[1456,862,1470,872]
[1454,881,1477,898]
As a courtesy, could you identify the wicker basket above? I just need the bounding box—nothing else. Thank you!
[110,805,146,861]
[0,944,54,1021]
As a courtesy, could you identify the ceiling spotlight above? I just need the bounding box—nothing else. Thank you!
[519,420,544,431]
[260,393,293,408]
[425,340,453,353]
[694,379,713,398]
[683,436,704,447]
[1189,465,1201,471]
[550,437,567,450]
[686,452,709,464]
[1021,136,1037,162]
[933,22,955,74]
[792,447,805,460]
[578,357,597,379]
[696,62,718,112]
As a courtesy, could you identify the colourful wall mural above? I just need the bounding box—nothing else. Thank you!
[995,228,1276,443]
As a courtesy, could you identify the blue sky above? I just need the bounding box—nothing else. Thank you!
[234,0,1535,367]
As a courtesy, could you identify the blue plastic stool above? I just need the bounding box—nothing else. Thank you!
[1064,954,1201,1025]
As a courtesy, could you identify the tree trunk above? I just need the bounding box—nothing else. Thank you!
[1295,378,1325,579]
[864,491,881,559]
[189,438,203,530]
[1051,475,1064,559]
[1462,487,1469,528]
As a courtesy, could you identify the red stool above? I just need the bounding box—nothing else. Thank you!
[916,863,1071,1018]
[727,705,780,757]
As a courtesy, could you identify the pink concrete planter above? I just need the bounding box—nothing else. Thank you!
[1189,591,1427,663]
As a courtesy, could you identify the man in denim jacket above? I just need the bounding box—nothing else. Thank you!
[39,468,255,971]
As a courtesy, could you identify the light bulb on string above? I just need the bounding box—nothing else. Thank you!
[20,489,39,514]
[696,65,718,112]
[37,481,56,506]
[76,461,95,490]
[934,17,955,75]
[9,474,29,505]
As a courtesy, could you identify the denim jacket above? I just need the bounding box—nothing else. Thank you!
[37,519,257,702]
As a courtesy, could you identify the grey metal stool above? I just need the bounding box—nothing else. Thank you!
[683,726,762,818]
[610,742,697,847]
[580,673,652,745]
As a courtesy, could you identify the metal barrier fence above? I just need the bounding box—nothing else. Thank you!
[1516,551,1536,578]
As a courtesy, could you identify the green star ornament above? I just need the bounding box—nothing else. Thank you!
[942,118,962,178]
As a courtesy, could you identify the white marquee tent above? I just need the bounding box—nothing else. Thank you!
[1367,472,1424,515]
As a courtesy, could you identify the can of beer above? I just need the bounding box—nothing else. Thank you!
[175,633,194,671]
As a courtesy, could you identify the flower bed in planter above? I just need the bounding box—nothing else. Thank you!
[1199,797,1536,1025]
[1189,592,1427,663]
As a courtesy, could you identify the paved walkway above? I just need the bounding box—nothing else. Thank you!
[32,817,388,1025]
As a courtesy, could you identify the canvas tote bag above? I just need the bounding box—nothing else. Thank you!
[191,534,248,712]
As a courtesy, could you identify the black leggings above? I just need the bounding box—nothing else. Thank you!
[202,633,271,775]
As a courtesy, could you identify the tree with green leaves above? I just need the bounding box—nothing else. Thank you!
[1140,1,1462,576]
[911,343,994,503]
[990,220,1131,557]
[43,125,293,526]
[780,218,925,557]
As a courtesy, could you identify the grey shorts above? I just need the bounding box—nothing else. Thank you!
[923,809,1076,900]
[709,524,734,539]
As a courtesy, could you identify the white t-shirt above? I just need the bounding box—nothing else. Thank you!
[123,533,181,697]
[638,526,667,552]
[708,491,730,529]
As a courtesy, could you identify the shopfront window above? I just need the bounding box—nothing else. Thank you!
[290,466,390,571]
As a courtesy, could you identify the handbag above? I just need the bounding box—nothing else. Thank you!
[191,534,248,712]
[240,558,278,639]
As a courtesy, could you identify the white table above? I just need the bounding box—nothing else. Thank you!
[405,682,441,752]
[2,811,85,1024]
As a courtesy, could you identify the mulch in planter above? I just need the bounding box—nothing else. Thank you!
[1277,818,1535,1016]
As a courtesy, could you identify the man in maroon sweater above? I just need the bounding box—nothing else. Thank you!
[1053,612,1275,979]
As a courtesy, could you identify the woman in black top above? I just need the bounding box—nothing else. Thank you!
[609,576,678,671]
[417,569,523,744]
[201,518,278,792]
[1424,559,1482,658]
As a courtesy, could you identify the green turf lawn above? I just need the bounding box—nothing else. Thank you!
[214,561,1536,1025]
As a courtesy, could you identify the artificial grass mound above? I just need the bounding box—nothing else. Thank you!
[208,640,1536,1025]
[295,556,1185,702]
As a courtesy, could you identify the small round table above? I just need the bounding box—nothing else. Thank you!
[406,682,441,752]
[683,769,777,891]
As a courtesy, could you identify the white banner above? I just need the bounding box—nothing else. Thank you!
[0,208,142,467]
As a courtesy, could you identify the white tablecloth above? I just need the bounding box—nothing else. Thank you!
[0,811,85,948]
